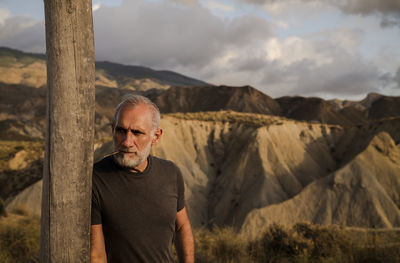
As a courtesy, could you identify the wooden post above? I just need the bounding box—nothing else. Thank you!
[40,0,95,262]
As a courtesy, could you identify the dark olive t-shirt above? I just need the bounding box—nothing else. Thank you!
[91,155,185,263]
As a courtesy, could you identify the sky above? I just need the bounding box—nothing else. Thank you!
[0,0,399,100]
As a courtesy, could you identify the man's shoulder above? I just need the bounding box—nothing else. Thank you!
[150,155,180,171]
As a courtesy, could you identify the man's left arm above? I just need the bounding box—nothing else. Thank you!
[175,207,194,263]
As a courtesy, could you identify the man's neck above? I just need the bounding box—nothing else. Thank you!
[130,157,148,173]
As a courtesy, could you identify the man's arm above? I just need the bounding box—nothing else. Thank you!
[91,224,107,263]
[175,207,194,263]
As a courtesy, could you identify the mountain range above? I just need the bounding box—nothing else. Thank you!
[1,47,400,239]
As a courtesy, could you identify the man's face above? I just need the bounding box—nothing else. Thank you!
[112,103,161,171]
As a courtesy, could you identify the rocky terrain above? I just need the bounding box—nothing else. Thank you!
[1,47,400,239]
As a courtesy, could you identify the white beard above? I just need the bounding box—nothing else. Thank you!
[113,140,152,170]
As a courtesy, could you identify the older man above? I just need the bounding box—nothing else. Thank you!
[91,95,194,262]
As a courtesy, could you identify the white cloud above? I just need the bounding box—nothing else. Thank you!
[169,0,199,6]
[204,1,235,12]
[93,3,102,11]
[0,7,10,25]
[172,24,394,99]
[93,1,273,70]
[264,37,333,66]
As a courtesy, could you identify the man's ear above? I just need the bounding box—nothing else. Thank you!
[152,128,163,145]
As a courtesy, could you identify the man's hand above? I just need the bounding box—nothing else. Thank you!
[91,224,107,263]
[175,207,195,263]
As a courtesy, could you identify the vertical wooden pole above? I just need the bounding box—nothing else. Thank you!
[41,0,95,262]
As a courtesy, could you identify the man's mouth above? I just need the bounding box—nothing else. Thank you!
[118,150,137,154]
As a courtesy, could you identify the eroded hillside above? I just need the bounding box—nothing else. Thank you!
[2,48,400,239]
[7,112,400,239]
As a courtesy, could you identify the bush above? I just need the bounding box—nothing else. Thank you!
[248,223,311,262]
[195,227,251,263]
[245,223,400,263]
[293,223,353,262]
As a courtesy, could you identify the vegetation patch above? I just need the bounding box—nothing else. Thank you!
[165,111,288,127]
[195,223,400,263]
[0,213,40,263]
[0,218,399,262]
[195,227,250,263]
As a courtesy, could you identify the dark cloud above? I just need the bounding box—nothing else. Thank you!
[241,0,400,27]
[336,0,400,28]
[234,56,268,72]
[336,0,400,16]
[241,0,400,15]
[380,16,400,28]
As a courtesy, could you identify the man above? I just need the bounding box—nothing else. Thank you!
[91,95,194,262]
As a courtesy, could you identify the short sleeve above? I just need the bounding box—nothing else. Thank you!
[91,174,103,225]
[176,166,185,212]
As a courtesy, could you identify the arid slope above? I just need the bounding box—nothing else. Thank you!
[241,131,400,240]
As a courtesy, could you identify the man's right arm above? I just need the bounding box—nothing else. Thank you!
[91,224,107,263]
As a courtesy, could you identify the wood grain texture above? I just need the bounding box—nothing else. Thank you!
[41,0,95,262]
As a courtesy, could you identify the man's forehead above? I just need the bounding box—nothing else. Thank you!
[115,103,154,124]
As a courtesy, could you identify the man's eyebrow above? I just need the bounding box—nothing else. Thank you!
[115,126,145,134]
[131,129,144,133]
[115,126,127,130]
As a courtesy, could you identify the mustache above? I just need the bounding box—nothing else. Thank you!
[103,149,137,159]
[114,148,137,154]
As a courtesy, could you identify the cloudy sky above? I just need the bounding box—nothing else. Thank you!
[0,0,399,99]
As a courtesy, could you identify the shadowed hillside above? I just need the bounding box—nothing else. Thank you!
[277,96,364,126]
[154,85,281,115]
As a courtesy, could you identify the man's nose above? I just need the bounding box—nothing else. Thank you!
[122,131,135,147]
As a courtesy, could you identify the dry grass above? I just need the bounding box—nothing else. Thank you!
[0,211,40,263]
[195,227,252,263]
[1,216,399,263]
[196,223,400,263]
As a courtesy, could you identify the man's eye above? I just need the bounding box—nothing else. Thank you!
[116,127,126,133]
[132,130,143,135]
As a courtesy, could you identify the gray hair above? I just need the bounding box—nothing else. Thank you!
[113,94,161,129]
